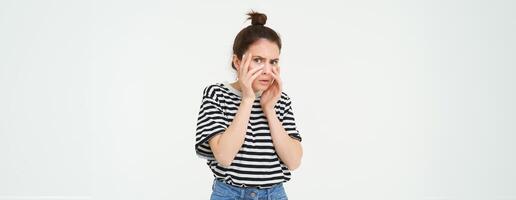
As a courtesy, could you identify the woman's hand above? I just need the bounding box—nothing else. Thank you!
[260,65,282,114]
[237,53,264,101]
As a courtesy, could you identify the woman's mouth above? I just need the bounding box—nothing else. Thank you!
[259,80,270,85]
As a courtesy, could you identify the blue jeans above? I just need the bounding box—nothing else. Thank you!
[210,178,288,200]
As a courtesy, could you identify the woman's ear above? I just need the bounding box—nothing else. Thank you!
[232,54,241,71]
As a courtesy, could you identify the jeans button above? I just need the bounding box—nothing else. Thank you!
[250,192,256,197]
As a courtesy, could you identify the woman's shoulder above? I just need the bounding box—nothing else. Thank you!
[202,82,223,92]
[201,82,231,98]
[280,91,292,102]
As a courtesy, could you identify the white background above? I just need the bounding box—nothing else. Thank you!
[1,0,515,199]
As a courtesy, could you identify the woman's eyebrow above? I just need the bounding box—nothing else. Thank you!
[252,56,266,59]
[253,55,279,60]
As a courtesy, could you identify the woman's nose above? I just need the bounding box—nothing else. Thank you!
[262,63,273,74]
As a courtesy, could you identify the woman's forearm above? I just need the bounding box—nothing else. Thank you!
[210,97,255,167]
[264,109,303,170]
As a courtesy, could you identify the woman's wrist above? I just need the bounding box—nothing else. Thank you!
[241,97,255,104]
[263,107,276,117]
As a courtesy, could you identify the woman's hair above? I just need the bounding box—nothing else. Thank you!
[231,10,282,70]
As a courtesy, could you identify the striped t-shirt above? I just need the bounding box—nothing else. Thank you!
[195,81,302,189]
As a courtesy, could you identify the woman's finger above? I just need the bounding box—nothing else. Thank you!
[271,67,281,81]
[247,65,264,79]
[271,66,280,88]
[242,53,252,75]
[270,71,282,91]
[273,65,280,76]
[250,69,263,82]
[237,54,246,79]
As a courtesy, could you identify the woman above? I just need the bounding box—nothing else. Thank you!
[195,11,303,200]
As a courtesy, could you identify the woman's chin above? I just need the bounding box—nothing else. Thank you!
[254,85,269,92]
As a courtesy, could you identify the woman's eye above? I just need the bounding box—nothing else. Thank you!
[271,60,279,65]
[253,58,262,63]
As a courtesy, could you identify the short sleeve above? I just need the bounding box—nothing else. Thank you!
[282,96,302,142]
[195,85,229,160]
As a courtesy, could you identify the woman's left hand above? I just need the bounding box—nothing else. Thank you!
[260,66,282,114]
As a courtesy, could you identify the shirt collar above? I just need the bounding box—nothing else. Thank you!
[222,81,262,98]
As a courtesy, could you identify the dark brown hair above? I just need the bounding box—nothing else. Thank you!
[231,10,282,70]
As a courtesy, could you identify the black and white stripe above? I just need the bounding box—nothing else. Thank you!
[195,81,302,189]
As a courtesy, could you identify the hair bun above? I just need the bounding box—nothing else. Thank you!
[246,10,267,26]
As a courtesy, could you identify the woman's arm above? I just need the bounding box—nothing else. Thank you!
[208,97,255,167]
[208,53,263,167]
[264,109,303,171]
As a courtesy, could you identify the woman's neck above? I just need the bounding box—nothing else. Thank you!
[230,81,241,92]
[230,81,259,94]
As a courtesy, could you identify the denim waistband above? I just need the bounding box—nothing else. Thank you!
[212,178,286,199]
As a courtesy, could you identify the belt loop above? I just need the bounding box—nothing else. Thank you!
[212,178,216,190]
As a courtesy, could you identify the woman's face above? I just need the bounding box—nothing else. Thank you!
[234,38,280,92]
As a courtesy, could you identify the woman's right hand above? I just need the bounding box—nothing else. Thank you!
[237,53,264,100]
